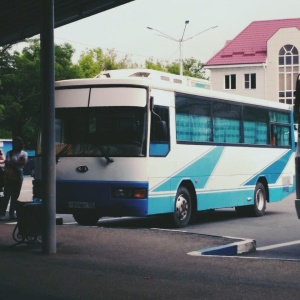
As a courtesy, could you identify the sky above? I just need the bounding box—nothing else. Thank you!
[50,0,300,66]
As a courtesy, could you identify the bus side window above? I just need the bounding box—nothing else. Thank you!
[271,124,277,146]
[269,111,291,147]
[270,124,291,147]
[150,106,170,156]
[243,106,268,145]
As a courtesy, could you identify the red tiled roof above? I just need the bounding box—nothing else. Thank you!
[205,18,300,67]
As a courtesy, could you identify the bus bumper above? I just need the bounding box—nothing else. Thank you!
[33,179,150,218]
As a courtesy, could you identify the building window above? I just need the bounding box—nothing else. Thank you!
[245,73,256,89]
[225,74,236,90]
[278,44,299,104]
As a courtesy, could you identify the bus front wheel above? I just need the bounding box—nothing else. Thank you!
[172,187,192,228]
[73,211,101,226]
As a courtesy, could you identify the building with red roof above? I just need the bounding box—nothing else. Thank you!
[205,18,300,104]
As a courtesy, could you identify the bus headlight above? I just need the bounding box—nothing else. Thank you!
[112,187,147,199]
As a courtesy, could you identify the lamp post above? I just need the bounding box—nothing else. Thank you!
[147,22,218,76]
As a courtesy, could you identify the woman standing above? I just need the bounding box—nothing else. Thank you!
[1,137,28,219]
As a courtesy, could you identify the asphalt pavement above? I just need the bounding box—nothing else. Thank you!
[0,219,254,300]
[1,177,298,299]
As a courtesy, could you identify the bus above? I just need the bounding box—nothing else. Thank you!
[33,76,295,227]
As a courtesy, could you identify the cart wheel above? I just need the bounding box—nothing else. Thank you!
[25,235,36,244]
[12,225,24,243]
[35,234,42,244]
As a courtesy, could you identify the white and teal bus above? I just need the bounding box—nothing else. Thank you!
[33,76,295,227]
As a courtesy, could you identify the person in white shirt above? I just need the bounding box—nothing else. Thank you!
[0,137,28,219]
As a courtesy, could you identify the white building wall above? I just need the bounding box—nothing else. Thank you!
[266,27,300,102]
[209,65,266,99]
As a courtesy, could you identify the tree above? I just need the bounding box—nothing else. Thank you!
[77,48,104,78]
[55,43,83,80]
[145,58,165,71]
[77,48,138,78]
[145,57,207,79]
[0,39,82,147]
[165,61,179,75]
[182,57,206,79]
[103,48,135,71]
[0,44,15,138]
[0,44,21,139]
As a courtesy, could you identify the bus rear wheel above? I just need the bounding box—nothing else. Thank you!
[73,211,101,226]
[250,182,267,217]
[235,183,267,217]
[172,187,192,228]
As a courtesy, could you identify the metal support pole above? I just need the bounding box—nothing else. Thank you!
[40,0,56,254]
[179,41,183,76]
[147,23,218,77]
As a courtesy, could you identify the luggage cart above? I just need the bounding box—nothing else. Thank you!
[12,200,42,245]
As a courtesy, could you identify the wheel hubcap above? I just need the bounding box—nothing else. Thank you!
[256,189,264,211]
[176,194,188,220]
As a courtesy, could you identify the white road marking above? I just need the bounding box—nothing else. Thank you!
[257,240,300,251]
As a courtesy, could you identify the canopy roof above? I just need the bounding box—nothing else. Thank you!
[0,0,134,46]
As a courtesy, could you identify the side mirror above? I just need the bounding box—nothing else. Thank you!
[150,96,154,111]
[157,121,168,139]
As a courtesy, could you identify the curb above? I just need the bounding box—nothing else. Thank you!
[188,237,256,257]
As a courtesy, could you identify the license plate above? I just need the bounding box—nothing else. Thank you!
[68,202,95,209]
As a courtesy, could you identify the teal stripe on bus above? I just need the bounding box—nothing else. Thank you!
[243,150,293,186]
[151,146,225,193]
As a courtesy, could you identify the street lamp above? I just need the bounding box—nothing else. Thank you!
[147,21,218,76]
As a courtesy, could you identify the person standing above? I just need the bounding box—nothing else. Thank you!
[0,137,28,219]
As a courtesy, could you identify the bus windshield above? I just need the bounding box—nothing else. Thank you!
[55,106,147,157]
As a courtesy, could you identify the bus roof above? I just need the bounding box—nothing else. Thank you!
[95,68,211,89]
[55,77,292,112]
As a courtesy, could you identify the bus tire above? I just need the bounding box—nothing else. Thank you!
[172,187,192,228]
[235,183,267,217]
[73,211,100,226]
[249,182,266,217]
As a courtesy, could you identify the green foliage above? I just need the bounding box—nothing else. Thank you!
[165,62,180,75]
[55,43,83,80]
[77,48,104,78]
[145,57,207,79]
[183,57,206,79]
[77,48,138,77]
[0,40,41,145]
[0,39,83,147]
[145,58,165,71]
